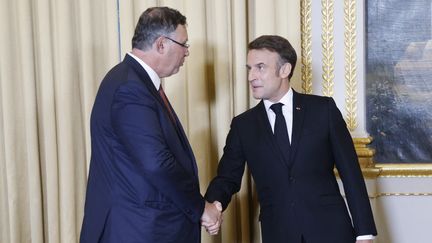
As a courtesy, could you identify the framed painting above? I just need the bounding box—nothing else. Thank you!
[366,0,432,163]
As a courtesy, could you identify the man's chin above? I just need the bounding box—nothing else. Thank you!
[169,68,180,76]
[252,93,262,100]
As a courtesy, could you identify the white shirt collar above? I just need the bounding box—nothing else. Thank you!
[127,52,161,90]
[263,87,293,112]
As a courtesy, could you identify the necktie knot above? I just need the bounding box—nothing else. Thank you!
[270,103,284,115]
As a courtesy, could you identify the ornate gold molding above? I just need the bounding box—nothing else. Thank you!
[353,137,375,167]
[301,0,313,94]
[351,138,432,177]
[321,0,335,97]
[344,0,358,131]
[335,137,381,178]
[375,192,432,197]
[353,192,432,199]
[353,137,381,178]
[375,164,432,177]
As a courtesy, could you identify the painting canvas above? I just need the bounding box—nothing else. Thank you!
[366,0,432,163]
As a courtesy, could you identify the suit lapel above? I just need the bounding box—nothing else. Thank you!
[123,55,198,179]
[255,101,290,169]
[124,55,182,137]
[156,87,197,176]
[124,55,161,102]
[290,90,305,164]
[172,111,199,177]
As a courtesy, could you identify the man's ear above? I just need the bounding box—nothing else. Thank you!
[154,36,166,53]
[279,63,292,79]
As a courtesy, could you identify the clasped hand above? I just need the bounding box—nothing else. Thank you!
[201,201,223,235]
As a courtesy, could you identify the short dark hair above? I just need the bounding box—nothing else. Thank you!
[248,35,297,79]
[132,7,187,50]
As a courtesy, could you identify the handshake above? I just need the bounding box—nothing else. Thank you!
[201,201,223,235]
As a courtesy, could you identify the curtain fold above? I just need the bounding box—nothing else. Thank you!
[0,0,300,242]
[1,0,119,242]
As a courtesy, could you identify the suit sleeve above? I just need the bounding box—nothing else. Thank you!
[111,81,204,222]
[205,117,246,210]
[327,98,377,236]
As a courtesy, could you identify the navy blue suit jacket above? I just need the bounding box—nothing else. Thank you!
[80,55,204,243]
[205,91,377,243]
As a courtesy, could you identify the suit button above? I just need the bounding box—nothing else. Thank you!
[185,209,192,214]
[289,177,295,183]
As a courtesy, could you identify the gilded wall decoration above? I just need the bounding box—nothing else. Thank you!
[301,0,313,94]
[344,0,358,131]
[321,0,335,97]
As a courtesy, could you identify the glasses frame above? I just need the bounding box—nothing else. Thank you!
[163,36,190,49]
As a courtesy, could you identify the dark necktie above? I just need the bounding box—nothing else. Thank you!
[158,86,176,125]
[270,103,290,161]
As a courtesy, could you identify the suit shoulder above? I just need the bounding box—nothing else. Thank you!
[235,102,262,118]
[230,104,262,126]
[298,92,332,102]
[101,61,143,86]
[94,62,154,112]
[296,92,334,108]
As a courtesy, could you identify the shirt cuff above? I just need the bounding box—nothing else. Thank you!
[356,234,375,240]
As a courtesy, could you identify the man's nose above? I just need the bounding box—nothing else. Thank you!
[248,69,256,82]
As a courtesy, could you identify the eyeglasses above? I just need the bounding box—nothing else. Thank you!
[164,36,190,49]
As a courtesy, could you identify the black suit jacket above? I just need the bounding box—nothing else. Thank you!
[205,90,377,243]
[80,55,204,243]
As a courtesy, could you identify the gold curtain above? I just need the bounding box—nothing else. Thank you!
[0,0,300,242]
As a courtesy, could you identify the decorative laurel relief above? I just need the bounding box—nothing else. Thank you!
[321,0,335,97]
[301,0,313,94]
[344,0,358,131]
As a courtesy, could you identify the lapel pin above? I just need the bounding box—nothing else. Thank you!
[296,107,301,110]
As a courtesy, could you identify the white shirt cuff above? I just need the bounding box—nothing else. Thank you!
[356,234,375,240]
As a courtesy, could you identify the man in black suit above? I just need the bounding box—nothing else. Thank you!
[205,35,377,243]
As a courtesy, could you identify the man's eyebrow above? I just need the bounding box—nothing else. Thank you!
[246,62,265,68]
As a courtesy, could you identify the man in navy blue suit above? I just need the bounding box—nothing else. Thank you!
[80,7,221,243]
[205,35,377,243]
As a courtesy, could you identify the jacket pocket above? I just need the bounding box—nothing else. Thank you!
[142,201,174,210]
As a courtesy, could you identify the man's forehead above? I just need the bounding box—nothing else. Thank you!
[174,25,188,37]
[247,49,278,65]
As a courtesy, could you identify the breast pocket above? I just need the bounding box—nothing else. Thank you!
[302,127,326,137]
